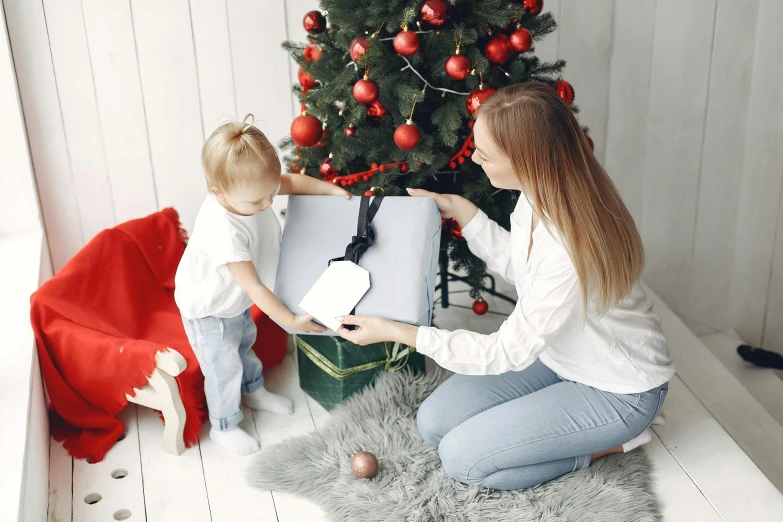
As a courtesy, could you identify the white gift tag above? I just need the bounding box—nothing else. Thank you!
[298,261,371,332]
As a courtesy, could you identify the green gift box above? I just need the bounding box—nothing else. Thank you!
[295,334,426,411]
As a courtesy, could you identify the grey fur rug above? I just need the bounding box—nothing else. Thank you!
[246,369,661,522]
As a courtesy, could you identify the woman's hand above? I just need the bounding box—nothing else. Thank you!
[336,315,419,347]
[280,173,352,199]
[406,188,478,227]
[327,183,352,199]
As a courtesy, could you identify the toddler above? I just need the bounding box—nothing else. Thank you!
[175,115,349,456]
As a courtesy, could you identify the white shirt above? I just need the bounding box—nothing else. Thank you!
[174,194,281,319]
[415,196,675,394]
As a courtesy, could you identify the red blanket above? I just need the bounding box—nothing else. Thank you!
[31,208,287,463]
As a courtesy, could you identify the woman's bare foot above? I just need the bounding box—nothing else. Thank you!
[591,446,623,462]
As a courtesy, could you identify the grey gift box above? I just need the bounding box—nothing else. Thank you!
[273,195,442,335]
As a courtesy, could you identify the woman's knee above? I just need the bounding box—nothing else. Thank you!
[416,394,451,447]
[437,430,486,486]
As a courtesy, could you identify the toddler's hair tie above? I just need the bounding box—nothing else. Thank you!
[242,113,255,133]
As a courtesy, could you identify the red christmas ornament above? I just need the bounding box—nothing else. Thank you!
[364,189,376,196]
[366,100,388,119]
[350,36,370,62]
[524,0,544,16]
[466,87,496,115]
[302,10,326,33]
[472,297,489,315]
[510,27,533,53]
[420,0,450,26]
[394,121,420,150]
[290,161,302,174]
[303,44,323,62]
[353,78,378,104]
[585,133,594,151]
[442,218,464,240]
[319,157,337,181]
[445,54,471,80]
[297,68,316,89]
[484,34,512,64]
[556,79,575,105]
[344,125,356,138]
[290,114,322,147]
[394,28,419,56]
[316,127,329,148]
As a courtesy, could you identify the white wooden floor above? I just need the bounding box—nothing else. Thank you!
[47,280,783,522]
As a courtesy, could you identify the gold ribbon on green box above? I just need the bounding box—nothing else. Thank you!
[295,336,413,381]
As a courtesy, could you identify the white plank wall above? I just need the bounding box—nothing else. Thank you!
[43,0,116,242]
[729,0,783,346]
[640,0,717,314]
[603,0,656,226]
[686,0,760,336]
[7,0,783,350]
[80,0,158,225]
[3,0,83,270]
[131,0,207,232]
[558,0,613,163]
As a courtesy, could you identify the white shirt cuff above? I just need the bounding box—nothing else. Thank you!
[460,210,489,241]
[415,326,434,357]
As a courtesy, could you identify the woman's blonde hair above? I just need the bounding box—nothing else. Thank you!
[474,82,643,315]
[202,114,281,193]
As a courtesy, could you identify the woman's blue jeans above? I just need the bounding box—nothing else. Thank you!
[417,359,668,490]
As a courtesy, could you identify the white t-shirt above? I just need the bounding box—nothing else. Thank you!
[175,194,281,319]
[415,196,676,394]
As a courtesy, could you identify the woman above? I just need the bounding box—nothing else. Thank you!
[337,82,674,491]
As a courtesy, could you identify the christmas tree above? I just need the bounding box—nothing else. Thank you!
[283,0,587,313]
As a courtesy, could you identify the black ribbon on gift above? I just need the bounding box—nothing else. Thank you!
[329,194,385,266]
[329,194,384,329]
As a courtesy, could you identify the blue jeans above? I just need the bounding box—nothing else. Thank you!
[417,359,668,490]
[181,309,265,430]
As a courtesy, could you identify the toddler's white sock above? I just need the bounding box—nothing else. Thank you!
[243,387,294,415]
[622,429,652,453]
[209,426,259,456]
[651,413,665,426]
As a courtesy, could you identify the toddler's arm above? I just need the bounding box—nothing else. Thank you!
[227,261,326,333]
[279,173,352,198]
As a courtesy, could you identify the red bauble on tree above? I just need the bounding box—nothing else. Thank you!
[344,125,356,138]
[302,10,326,33]
[420,0,450,26]
[316,127,328,148]
[350,36,370,62]
[484,33,512,64]
[393,28,419,56]
[442,218,464,240]
[524,0,544,15]
[510,27,533,52]
[445,53,471,80]
[466,86,496,115]
[394,121,420,150]
[556,79,575,105]
[353,77,378,104]
[303,44,323,62]
[472,297,489,315]
[366,100,388,119]
[297,68,316,90]
[319,157,337,181]
[290,114,322,147]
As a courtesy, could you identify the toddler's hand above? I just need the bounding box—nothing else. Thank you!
[292,314,328,333]
[330,184,352,199]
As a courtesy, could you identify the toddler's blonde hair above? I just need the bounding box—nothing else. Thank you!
[202,114,281,193]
